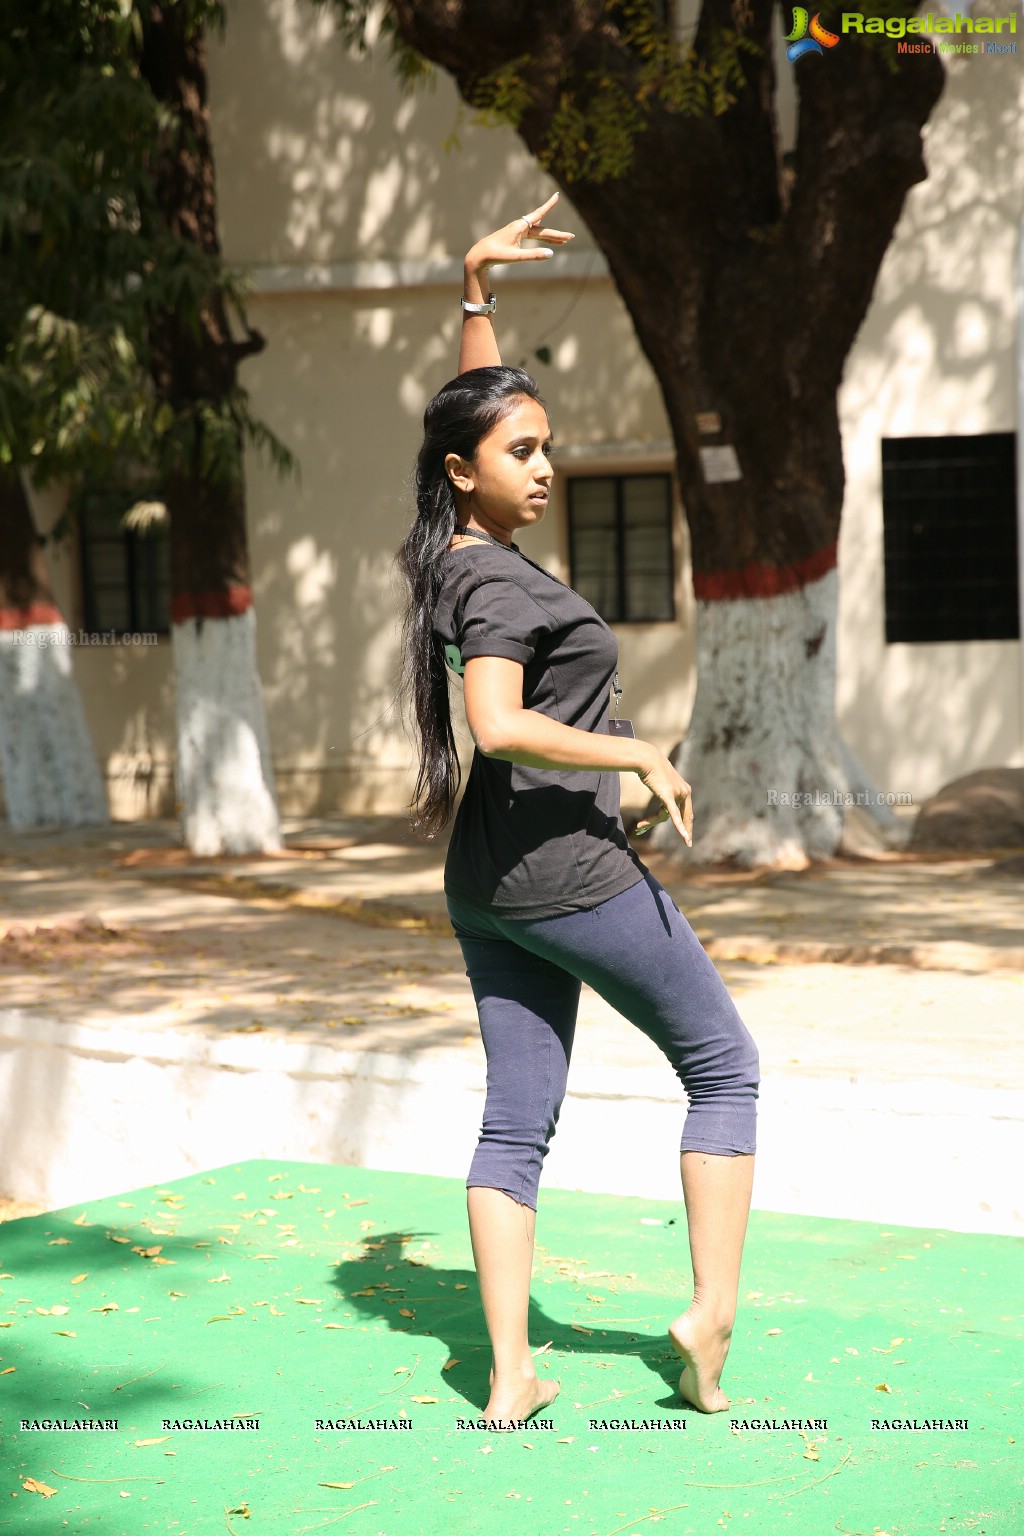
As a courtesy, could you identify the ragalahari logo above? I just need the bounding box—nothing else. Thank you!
[786,1,1015,57]
[786,6,841,59]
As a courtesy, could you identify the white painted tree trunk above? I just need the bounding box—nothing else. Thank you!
[0,622,109,829]
[646,568,894,868]
[172,608,282,856]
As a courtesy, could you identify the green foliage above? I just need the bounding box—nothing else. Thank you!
[0,307,147,475]
[0,8,148,481]
[321,0,761,185]
[482,19,758,186]
[160,386,297,489]
[541,73,648,184]
[0,0,293,502]
[463,53,536,132]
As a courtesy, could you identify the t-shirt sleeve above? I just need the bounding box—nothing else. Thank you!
[456,576,550,667]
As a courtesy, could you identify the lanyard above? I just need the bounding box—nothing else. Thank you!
[609,670,634,739]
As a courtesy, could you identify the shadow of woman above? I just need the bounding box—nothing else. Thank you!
[331,1229,685,1415]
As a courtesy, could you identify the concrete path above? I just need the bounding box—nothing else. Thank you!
[1,816,1021,1235]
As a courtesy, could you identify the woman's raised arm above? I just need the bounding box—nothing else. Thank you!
[458,192,574,375]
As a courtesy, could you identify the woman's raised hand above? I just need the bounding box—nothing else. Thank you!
[466,192,574,274]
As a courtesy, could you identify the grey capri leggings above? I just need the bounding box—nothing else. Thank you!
[446,870,760,1212]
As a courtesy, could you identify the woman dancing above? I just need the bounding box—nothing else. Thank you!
[395,192,760,1428]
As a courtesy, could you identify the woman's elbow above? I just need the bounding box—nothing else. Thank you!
[472,722,506,758]
[470,710,518,758]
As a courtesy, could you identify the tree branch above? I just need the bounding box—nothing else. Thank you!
[780,14,944,389]
[693,0,783,231]
[230,325,266,364]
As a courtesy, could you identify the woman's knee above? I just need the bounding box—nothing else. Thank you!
[737,1028,760,1093]
[478,1096,564,1160]
[672,1015,760,1102]
[719,1026,760,1101]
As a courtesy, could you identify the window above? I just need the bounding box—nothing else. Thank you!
[78,485,171,636]
[567,472,675,623]
[881,433,1018,643]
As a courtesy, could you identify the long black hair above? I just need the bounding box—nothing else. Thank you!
[395,364,546,838]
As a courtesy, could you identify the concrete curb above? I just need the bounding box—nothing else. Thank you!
[2,1007,1021,1236]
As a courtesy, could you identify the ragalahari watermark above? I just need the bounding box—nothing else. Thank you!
[766,789,914,808]
[1,628,159,648]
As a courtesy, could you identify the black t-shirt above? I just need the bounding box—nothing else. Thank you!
[432,540,648,918]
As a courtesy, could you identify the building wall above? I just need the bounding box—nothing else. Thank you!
[835,28,1024,800]
[16,0,1022,824]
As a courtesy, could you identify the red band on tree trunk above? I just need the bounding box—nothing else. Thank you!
[171,585,254,623]
[692,540,838,601]
[0,602,65,630]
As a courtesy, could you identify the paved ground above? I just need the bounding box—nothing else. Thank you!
[2,811,1022,1039]
[2,815,1022,1086]
[1,815,1021,1228]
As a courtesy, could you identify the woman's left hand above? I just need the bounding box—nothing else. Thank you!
[632,745,694,847]
[466,192,574,274]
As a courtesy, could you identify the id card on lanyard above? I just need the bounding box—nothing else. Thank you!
[607,670,635,739]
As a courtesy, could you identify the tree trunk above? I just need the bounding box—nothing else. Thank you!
[385,0,944,866]
[0,471,109,829]
[619,241,915,865]
[167,474,280,856]
[139,3,280,856]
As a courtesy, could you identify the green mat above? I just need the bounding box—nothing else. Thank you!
[1,1160,1020,1534]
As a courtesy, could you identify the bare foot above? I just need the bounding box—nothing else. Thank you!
[668,1308,733,1413]
[483,1363,560,1428]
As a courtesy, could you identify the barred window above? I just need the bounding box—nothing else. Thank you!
[78,485,171,636]
[567,472,675,623]
[882,433,1018,643]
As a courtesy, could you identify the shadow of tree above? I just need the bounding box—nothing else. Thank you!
[330,1229,685,1414]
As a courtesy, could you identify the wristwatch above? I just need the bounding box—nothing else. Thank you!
[460,293,497,315]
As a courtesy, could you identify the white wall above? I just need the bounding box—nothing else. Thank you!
[836,29,1024,799]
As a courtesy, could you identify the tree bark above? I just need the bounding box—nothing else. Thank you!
[0,470,109,829]
[386,0,944,865]
[138,3,280,855]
